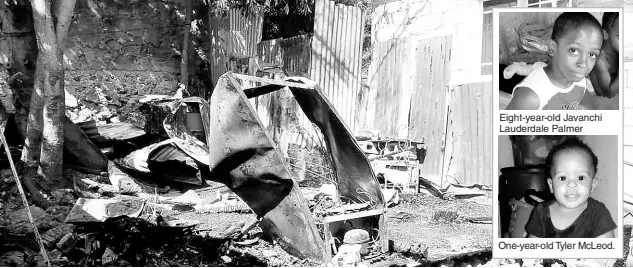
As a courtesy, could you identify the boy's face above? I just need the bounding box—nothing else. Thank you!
[605,17,619,53]
[547,149,597,210]
[549,27,603,83]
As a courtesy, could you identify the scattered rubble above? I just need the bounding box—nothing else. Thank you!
[1,205,54,234]
[4,72,633,268]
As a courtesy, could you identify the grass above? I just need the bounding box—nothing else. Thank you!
[431,209,460,224]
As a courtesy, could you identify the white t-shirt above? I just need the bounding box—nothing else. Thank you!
[512,67,588,110]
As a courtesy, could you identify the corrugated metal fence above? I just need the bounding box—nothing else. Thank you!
[213,0,364,136]
[255,35,316,146]
[208,9,263,87]
[250,0,365,148]
[481,13,493,75]
[229,9,264,58]
[369,36,494,186]
[444,81,493,186]
[258,35,313,76]
[368,35,453,186]
[310,0,364,133]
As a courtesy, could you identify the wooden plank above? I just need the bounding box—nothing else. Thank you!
[324,222,333,260]
[243,84,286,99]
[233,73,315,89]
[324,208,385,223]
[65,197,146,223]
[379,213,388,253]
[97,122,146,141]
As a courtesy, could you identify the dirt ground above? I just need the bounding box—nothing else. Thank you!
[385,193,493,262]
[0,166,495,267]
[2,167,631,267]
[154,185,495,266]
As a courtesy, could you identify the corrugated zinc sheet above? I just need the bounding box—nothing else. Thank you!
[208,13,229,89]
[368,38,408,139]
[368,35,452,185]
[311,0,364,133]
[208,9,263,87]
[481,13,493,75]
[444,81,493,186]
[246,0,365,148]
[255,35,316,145]
[258,35,313,76]
[229,9,264,58]
[408,36,453,186]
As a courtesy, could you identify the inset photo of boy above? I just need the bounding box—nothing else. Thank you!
[496,10,621,110]
[497,135,619,238]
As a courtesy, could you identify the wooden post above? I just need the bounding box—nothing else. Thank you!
[324,222,333,260]
[379,213,388,253]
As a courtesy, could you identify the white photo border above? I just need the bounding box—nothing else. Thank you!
[492,7,624,259]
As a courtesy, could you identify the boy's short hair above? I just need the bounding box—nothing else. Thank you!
[602,12,619,31]
[551,12,603,43]
[545,137,598,176]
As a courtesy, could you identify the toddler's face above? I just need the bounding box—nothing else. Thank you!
[551,27,603,83]
[606,17,619,53]
[548,149,597,210]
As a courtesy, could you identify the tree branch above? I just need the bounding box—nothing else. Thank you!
[53,0,76,47]
[31,0,60,69]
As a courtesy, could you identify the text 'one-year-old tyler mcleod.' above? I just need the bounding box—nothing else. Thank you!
[498,241,614,251]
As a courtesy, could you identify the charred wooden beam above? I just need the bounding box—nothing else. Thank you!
[243,84,286,99]
[233,73,314,90]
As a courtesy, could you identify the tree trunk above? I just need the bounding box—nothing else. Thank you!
[39,69,64,182]
[180,0,193,95]
[29,0,76,182]
[20,57,44,168]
